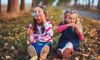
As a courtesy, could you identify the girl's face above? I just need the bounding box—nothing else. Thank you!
[67,13,77,23]
[33,7,45,24]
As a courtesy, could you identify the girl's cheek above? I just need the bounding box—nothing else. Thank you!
[39,14,43,18]
[71,19,75,23]
[74,20,76,23]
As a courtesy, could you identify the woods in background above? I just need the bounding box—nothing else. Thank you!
[0,0,100,14]
[7,0,19,13]
[20,0,25,11]
[97,0,100,9]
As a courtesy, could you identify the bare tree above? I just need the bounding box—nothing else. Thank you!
[97,0,100,9]
[7,0,13,12]
[32,0,36,8]
[20,0,25,11]
[7,0,19,13]
[13,0,19,12]
[42,0,49,5]
[82,0,85,7]
[88,0,91,7]
[74,0,78,6]
[91,0,94,7]
[0,0,1,13]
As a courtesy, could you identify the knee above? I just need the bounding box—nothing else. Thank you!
[42,46,50,54]
[40,46,50,60]
[40,52,47,60]
[63,48,73,59]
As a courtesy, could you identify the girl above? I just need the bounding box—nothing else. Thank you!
[54,10,84,59]
[27,6,53,60]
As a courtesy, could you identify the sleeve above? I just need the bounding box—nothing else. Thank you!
[27,24,33,29]
[56,23,69,33]
[28,34,36,43]
[44,21,53,36]
[77,32,84,41]
[27,24,36,43]
[76,23,84,41]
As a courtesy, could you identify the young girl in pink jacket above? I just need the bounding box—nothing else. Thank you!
[54,9,84,59]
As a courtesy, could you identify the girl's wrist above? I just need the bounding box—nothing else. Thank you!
[77,31,83,36]
[66,24,70,27]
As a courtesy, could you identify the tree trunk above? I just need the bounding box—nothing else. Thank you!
[86,0,88,7]
[97,0,100,9]
[20,0,25,11]
[0,0,1,13]
[88,0,90,7]
[74,0,78,6]
[91,0,94,7]
[13,0,19,12]
[7,0,13,12]
[7,0,19,13]
[42,0,47,5]
[82,0,85,8]
[32,0,36,8]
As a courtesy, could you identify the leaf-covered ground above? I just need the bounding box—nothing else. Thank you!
[0,6,100,60]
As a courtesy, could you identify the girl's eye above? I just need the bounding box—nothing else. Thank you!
[33,10,36,13]
[69,17,72,19]
[34,11,36,13]
[69,17,75,20]
[38,11,41,13]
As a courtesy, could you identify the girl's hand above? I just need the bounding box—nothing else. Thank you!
[27,28,33,35]
[73,24,84,40]
[42,14,46,23]
[69,23,80,33]
[67,23,75,28]
[73,24,82,34]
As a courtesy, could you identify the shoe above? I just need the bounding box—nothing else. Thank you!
[30,56,38,60]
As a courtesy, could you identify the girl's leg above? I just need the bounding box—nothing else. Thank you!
[62,42,74,59]
[40,45,50,60]
[62,48,74,59]
[28,45,38,59]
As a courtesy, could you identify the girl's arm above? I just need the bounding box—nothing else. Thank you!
[56,24,69,33]
[27,24,36,43]
[74,25,84,41]
[44,21,53,36]
[77,31,84,41]
[27,24,33,35]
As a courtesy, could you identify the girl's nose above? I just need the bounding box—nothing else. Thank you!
[36,11,38,14]
[36,11,40,14]
[35,12,39,16]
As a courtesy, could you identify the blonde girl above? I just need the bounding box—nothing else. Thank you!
[55,10,84,59]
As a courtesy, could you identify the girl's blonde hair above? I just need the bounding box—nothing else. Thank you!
[75,14,83,33]
[64,10,83,33]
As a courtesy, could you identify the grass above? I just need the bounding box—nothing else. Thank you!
[0,6,100,60]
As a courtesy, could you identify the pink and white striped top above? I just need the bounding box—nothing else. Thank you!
[27,21,53,43]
